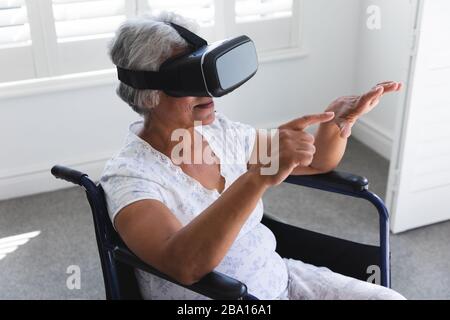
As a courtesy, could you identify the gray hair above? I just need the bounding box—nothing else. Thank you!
[108,12,199,116]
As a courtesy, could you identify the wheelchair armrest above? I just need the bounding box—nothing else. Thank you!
[51,165,88,186]
[284,170,369,193]
[282,171,391,288]
[112,246,248,300]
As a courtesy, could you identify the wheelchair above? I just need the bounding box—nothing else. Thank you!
[51,165,390,300]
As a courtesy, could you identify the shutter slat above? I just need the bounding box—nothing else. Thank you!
[0,6,27,27]
[0,23,29,45]
[148,0,213,9]
[52,0,100,4]
[52,0,126,40]
[0,0,25,9]
[55,15,125,40]
[236,0,292,23]
[146,0,214,26]
[52,0,124,21]
[0,0,29,46]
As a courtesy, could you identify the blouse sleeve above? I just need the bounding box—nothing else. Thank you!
[100,165,165,229]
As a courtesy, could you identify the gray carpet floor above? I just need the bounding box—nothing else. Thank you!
[1,138,449,300]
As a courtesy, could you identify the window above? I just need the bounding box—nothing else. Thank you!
[231,0,298,52]
[0,0,303,84]
[52,0,127,41]
[0,0,34,82]
[141,0,216,42]
[51,0,129,75]
[0,0,30,46]
[235,0,293,23]
[144,0,215,28]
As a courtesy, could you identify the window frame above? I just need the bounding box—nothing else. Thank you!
[0,0,306,99]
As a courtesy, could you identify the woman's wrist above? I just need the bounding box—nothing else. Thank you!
[245,167,271,191]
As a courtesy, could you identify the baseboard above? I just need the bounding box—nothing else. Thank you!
[351,118,393,160]
[0,158,108,201]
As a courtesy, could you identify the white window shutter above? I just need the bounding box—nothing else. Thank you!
[231,0,299,53]
[52,0,127,41]
[138,0,215,42]
[0,0,30,46]
[0,0,303,83]
[235,0,293,23]
[49,0,130,75]
[0,0,35,82]
[138,0,216,41]
[144,0,215,27]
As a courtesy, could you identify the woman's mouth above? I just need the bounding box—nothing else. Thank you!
[194,101,214,109]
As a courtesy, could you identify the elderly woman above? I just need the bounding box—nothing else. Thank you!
[101,12,405,300]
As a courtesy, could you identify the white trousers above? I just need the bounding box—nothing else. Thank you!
[277,258,406,300]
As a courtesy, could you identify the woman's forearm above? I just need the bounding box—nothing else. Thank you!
[310,120,347,172]
[164,169,269,284]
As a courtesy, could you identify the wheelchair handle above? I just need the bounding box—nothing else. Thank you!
[51,165,88,186]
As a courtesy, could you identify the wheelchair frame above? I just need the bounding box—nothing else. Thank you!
[51,165,390,300]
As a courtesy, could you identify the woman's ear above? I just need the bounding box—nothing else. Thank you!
[158,90,167,101]
[152,90,165,108]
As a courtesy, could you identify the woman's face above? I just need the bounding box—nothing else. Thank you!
[153,92,216,127]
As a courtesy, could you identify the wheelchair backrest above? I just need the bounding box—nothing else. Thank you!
[83,180,142,299]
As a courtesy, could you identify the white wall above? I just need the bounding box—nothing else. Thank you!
[352,0,416,158]
[220,0,361,126]
[1,0,362,200]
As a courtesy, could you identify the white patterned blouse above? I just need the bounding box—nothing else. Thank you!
[100,112,288,299]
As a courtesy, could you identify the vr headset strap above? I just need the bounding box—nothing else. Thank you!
[116,22,208,90]
[117,67,178,90]
[168,22,208,49]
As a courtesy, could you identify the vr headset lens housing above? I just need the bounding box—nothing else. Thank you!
[116,23,258,98]
[215,40,258,91]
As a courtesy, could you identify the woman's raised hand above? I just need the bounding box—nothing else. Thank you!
[255,112,335,187]
[326,81,402,138]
